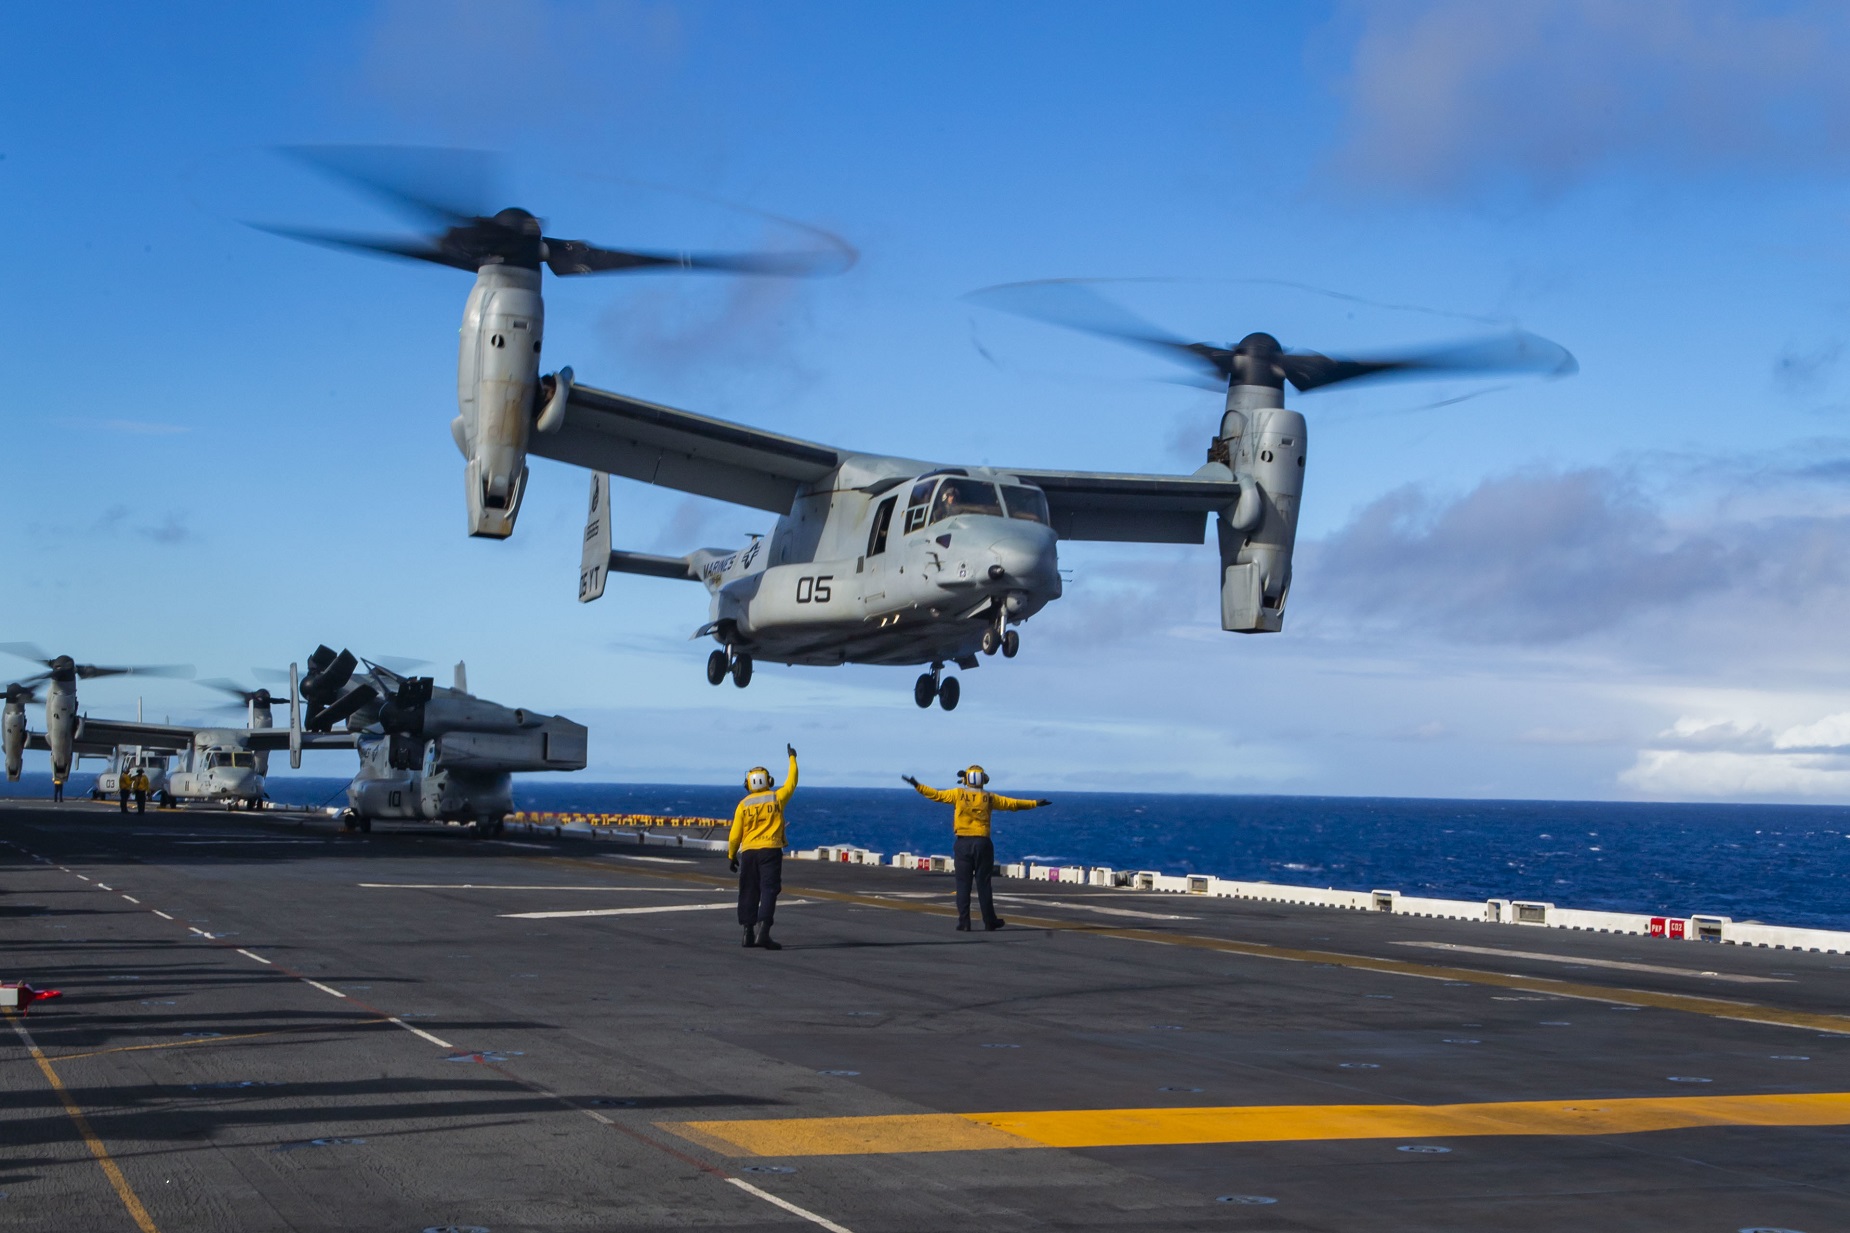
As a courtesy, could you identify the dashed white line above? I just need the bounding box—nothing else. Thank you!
[303,980,347,999]
[386,1017,453,1049]
[500,900,811,921]
[74,874,89,881]
[151,910,173,920]
[96,883,112,890]
[187,926,215,938]
[726,1177,855,1233]
[236,949,272,965]
[121,895,139,904]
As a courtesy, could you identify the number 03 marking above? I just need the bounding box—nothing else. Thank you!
[795,575,833,603]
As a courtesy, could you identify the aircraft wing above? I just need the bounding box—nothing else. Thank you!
[69,718,198,754]
[1003,469,1243,544]
[243,730,360,752]
[530,383,845,513]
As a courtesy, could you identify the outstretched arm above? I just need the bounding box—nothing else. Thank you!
[991,793,1050,811]
[905,776,953,803]
[775,745,799,806]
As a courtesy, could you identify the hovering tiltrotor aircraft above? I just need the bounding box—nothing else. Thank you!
[262,150,1575,708]
[555,294,1575,708]
[293,646,587,833]
[2,645,193,789]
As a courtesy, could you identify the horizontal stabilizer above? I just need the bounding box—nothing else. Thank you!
[608,550,699,582]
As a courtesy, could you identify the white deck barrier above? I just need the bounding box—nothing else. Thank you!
[543,821,1850,953]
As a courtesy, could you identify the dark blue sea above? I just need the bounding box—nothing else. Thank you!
[10,774,1849,930]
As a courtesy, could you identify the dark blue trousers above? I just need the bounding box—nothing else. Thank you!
[737,849,783,928]
[954,835,999,927]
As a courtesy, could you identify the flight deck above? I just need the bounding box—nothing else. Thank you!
[3,801,1848,1232]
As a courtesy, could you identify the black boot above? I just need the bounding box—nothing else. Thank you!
[955,919,972,932]
[757,927,783,951]
[984,918,1007,931]
[742,925,758,948]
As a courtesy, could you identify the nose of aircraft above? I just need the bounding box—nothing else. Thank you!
[984,522,1059,588]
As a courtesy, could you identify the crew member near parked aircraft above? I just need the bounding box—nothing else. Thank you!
[132,768,150,815]
[730,745,798,951]
[903,767,1049,932]
[118,771,131,813]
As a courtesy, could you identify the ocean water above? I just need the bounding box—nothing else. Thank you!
[10,774,1850,930]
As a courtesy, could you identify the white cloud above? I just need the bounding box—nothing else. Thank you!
[1620,748,1850,799]
[1327,0,1850,197]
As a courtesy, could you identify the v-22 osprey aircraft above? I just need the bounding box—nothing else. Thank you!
[265,149,1577,709]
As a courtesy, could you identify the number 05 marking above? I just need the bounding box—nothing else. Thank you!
[795,575,833,603]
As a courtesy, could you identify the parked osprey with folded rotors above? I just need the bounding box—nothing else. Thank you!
[265,146,1577,710]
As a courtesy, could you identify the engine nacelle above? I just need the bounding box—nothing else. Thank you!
[457,264,545,538]
[1216,392,1306,633]
[3,699,25,781]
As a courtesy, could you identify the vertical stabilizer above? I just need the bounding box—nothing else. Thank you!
[579,472,611,602]
[454,661,469,695]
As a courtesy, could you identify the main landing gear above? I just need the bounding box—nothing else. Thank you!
[707,647,753,688]
[979,620,1020,659]
[914,664,960,711]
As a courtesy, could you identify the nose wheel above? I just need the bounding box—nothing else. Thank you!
[913,666,961,711]
[707,648,754,688]
[982,620,1021,659]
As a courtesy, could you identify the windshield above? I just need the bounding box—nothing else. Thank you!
[929,479,1003,524]
[1001,486,1050,525]
[207,751,256,770]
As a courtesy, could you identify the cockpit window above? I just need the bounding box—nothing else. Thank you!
[1001,486,1050,525]
[903,479,938,534]
[929,479,1003,524]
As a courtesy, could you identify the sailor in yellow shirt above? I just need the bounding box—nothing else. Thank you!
[903,765,1049,932]
[729,745,798,950]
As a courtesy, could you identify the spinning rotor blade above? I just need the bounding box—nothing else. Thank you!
[198,678,285,706]
[76,663,193,681]
[543,237,854,278]
[260,145,856,280]
[0,642,52,669]
[1277,333,1578,392]
[969,280,1577,393]
[247,224,477,272]
[280,145,497,226]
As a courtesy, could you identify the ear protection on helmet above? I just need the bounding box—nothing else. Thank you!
[964,765,988,788]
[746,766,773,792]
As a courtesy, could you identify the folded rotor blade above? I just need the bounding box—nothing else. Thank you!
[544,237,855,278]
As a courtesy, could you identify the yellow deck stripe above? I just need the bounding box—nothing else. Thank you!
[522,852,1850,1036]
[669,1090,1850,1157]
[7,1012,162,1232]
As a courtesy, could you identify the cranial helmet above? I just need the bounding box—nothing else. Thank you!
[746,766,773,792]
[964,765,988,788]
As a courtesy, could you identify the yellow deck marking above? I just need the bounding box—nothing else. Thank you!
[518,851,1850,1035]
[8,1013,162,1232]
[671,1090,1850,1157]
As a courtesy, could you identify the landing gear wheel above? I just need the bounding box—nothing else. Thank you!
[914,673,938,709]
[1001,629,1020,658]
[938,677,961,711]
[358,817,372,834]
[492,818,506,837]
[341,812,359,832]
[980,627,1001,655]
[731,653,753,688]
[706,649,729,686]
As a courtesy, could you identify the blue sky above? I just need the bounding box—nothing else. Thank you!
[8,1,1850,800]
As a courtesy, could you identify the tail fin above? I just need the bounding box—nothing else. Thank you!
[579,472,611,603]
[454,661,469,694]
